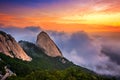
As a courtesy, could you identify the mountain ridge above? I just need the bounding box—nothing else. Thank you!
[0,30,117,80]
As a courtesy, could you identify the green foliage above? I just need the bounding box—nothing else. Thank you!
[0,53,32,76]
[8,67,116,80]
[0,41,74,77]
[0,41,117,80]
[0,58,6,74]
[19,41,74,70]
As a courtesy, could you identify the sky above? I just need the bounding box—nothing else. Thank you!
[0,0,120,32]
[0,0,120,76]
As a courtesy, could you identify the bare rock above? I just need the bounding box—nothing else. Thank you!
[36,31,62,57]
[0,31,32,61]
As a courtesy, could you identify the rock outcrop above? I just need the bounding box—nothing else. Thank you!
[0,31,32,61]
[36,31,62,57]
[1,66,16,80]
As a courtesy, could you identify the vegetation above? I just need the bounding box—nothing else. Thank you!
[0,39,75,78]
[8,67,116,80]
[0,41,117,80]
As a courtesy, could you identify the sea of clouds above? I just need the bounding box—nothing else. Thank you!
[0,26,120,76]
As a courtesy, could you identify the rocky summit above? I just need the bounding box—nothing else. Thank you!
[0,31,32,61]
[36,31,62,57]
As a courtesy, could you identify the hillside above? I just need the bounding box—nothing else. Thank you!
[19,41,74,70]
[0,31,116,80]
[0,41,116,80]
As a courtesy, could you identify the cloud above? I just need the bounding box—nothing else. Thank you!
[0,26,41,42]
[101,39,120,65]
[0,26,120,76]
[48,31,120,76]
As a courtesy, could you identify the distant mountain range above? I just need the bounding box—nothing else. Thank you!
[0,31,116,80]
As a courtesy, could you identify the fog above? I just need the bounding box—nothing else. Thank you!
[0,26,120,76]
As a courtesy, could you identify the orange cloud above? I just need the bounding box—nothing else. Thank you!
[0,0,120,33]
[0,12,120,33]
[0,13,59,27]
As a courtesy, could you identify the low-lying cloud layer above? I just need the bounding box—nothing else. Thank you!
[0,26,120,76]
[49,31,120,76]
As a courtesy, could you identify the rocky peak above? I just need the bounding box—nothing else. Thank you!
[0,31,32,61]
[36,31,62,57]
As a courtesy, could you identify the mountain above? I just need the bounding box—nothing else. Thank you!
[19,41,74,69]
[0,31,116,80]
[0,31,31,61]
[36,31,62,57]
[0,40,115,80]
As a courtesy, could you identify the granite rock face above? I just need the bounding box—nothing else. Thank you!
[0,31,32,61]
[36,31,62,57]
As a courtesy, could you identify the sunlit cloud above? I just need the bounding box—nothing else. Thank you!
[0,0,120,32]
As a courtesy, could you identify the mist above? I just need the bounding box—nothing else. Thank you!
[49,31,120,76]
[0,26,120,76]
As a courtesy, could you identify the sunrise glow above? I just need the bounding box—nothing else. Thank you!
[0,0,120,32]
